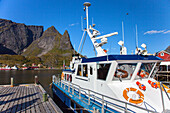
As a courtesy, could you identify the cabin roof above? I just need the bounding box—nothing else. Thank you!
[81,55,162,63]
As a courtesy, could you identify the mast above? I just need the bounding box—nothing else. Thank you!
[82,2,118,57]
[136,24,138,49]
[122,21,124,43]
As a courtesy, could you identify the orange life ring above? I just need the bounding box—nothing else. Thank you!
[61,73,64,80]
[115,69,128,78]
[156,82,170,93]
[123,88,144,104]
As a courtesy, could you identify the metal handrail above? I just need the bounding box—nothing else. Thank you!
[53,75,156,113]
[160,82,170,101]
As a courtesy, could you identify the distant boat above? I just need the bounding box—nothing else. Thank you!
[0,65,11,70]
[11,66,18,70]
[22,67,28,70]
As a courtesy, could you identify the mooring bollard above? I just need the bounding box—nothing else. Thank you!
[11,77,14,87]
[35,76,38,85]
[43,91,48,102]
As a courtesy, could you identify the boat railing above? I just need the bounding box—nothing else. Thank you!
[52,75,156,113]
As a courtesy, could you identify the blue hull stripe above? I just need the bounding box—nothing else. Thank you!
[52,82,133,113]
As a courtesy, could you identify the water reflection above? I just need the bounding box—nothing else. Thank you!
[0,70,62,97]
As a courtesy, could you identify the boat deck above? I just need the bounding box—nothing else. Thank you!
[0,84,62,113]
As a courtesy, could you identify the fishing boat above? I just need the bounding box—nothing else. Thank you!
[52,2,170,113]
[0,65,11,70]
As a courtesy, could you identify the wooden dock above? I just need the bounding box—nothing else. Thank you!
[0,84,63,113]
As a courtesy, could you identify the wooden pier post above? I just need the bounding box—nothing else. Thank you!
[43,91,48,102]
[11,77,14,87]
[35,75,38,85]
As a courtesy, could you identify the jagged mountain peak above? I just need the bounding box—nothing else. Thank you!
[0,18,43,54]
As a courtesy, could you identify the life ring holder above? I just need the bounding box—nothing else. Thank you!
[115,69,128,78]
[123,87,144,104]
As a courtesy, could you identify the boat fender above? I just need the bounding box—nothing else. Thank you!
[70,75,72,82]
[67,74,69,81]
[123,87,144,104]
[61,73,64,80]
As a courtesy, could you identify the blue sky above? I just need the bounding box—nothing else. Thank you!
[0,0,169,57]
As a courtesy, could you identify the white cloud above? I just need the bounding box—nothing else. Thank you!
[69,23,79,27]
[144,29,170,35]
[144,30,165,35]
[163,30,170,34]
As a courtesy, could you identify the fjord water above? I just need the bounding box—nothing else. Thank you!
[0,70,62,97]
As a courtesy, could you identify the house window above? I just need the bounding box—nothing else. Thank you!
[160,52,164,56]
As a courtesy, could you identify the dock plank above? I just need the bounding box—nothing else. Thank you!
[0,84,62,113]
[35,86,51,113]
[0,86,15,112]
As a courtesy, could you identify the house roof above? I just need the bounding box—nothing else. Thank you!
[157,50,170,55]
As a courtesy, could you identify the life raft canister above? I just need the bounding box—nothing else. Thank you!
[148,80,157,88]
[136,81,146,91]
[123,87,144,104]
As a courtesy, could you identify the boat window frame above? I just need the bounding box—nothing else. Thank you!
[96,63,111,81]
[112,63,138,81]
[76,63,89,78]
[134,62,156,80]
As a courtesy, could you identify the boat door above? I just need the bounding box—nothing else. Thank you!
[88,63,96,90]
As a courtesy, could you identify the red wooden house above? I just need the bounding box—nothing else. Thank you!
[157,50,170,61]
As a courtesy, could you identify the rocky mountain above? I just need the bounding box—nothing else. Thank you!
[22,26,73,56]
[0,18,43,54]
[22,26,74,67]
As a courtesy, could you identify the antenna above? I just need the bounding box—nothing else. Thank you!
[81,16,84,31]
[122,21,124,43]
[92,17,93,25]
[83,2,91,29]
[136,24,138,48]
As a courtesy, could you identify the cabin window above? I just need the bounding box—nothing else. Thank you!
[159,65,167,71]
[97,63,111,80]
[90,66,93,75]
[150,62,159,78]
[65,74,67,80]
[77,65,82,76]
[76,64,88,77]
[160,52,164,56]
[136,63,155,79]
[83,64,88,77]
[113,63,137,81]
